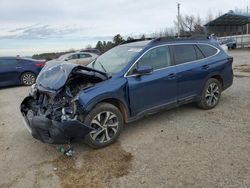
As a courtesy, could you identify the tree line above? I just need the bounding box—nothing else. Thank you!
[32,13,211,61]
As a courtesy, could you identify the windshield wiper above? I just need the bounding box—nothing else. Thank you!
[91,59,111,78]
[97,61,108,73]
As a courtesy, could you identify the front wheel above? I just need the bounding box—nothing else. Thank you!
[197,78,222,109]
[84,103,123,148]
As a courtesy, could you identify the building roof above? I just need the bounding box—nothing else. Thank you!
[205,12,250,26]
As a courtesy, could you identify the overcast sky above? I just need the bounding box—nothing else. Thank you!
[0,0,249,56]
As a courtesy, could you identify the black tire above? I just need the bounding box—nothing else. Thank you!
[84,103,123,148]
[197,78,222,110]
[21,72,36,86]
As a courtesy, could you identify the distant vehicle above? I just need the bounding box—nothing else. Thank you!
[0,56,45,87]
[219,37,237,50]
[57,52,98,65]
[225,38,237,49]
[80,48,102,55]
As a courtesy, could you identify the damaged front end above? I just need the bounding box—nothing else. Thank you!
[20,62,109,144]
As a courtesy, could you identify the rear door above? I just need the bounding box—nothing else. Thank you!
[172,43,218,102]
[79,53,93,65]
[67,54,79,64]
[126,45,178,116]
[0,58,21,86]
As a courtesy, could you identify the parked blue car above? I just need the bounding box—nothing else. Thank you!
[0,56,45,87]
[20,37,233,148]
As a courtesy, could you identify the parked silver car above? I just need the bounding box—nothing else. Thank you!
[58,52,98,65]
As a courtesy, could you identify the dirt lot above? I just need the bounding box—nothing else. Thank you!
[0,49,250,188]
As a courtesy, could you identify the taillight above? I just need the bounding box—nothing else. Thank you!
[35,62,45,67]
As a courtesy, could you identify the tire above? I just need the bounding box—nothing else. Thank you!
[197,78,222,110]
[21,72,36,86]
[84,103,123,148]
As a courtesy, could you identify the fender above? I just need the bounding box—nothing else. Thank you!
[77,77,130,114]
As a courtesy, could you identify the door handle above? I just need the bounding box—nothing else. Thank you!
[202,65,209,70]
[16,66,22,69]
[166,73,176,80]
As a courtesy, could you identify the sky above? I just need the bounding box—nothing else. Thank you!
[0,0,249,56]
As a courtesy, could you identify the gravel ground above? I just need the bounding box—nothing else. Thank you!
[0,49,250,188]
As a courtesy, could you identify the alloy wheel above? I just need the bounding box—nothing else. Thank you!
[89,111,119,143]
[22,73,36,85]
[205,82,220,106]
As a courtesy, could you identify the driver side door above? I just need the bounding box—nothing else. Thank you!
[126,45,178,116]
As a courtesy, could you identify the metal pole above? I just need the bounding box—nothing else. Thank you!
[247,6,249,35]
[177,3,180,38]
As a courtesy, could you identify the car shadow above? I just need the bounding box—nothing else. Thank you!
[121,103,200,137]
[0,85,28,90]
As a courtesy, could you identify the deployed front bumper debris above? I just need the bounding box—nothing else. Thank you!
[20,63,108,145]
[21,96,93,144]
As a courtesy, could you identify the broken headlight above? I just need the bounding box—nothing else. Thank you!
[29,84,38,98]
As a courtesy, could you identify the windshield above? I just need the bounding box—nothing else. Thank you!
[87,46,142,75]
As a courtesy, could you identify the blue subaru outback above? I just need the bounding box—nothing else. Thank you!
[20,37,233,148]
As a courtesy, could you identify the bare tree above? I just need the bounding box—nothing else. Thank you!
[182,15,195,32]
[193,15,205,34]
[174,14,205,36]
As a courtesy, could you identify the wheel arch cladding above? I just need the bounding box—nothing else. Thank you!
[211,74,223,87]
[199,73,223,96]
[97,98,129,123]
[85,97,129,123]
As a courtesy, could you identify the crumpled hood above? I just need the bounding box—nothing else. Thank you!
[36,61,108,91]
[36,62,77,91]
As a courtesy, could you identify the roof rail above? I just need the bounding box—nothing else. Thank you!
[189,34,210,40]
[151,35,210,44]
[120,37,155,45]
[151,36,178,43]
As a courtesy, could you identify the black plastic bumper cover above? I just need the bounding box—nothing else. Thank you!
[21,96,93,144]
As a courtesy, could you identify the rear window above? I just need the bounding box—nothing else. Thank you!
[79,53,91,58]
[173,44,197,64]
[197,44,218,57]
[0,59,18,66]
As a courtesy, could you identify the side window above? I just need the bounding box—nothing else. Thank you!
[194,45,205,60]
[138,46,171,70]
[197,44,218,57]
[80,53,91,58]
[0,59,18,66]
[0,59,5,66]
[68,54,78,60]
[173,44,197,64]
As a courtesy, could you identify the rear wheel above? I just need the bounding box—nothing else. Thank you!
[197,78,222,109]
[21,72,36,86]
[84,103,123,148]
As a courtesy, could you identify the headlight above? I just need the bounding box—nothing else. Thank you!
[29,84,38,97]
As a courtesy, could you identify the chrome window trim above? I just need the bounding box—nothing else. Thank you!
[124,43,220,78]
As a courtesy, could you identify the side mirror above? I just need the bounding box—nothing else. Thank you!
[133,65,153,76]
